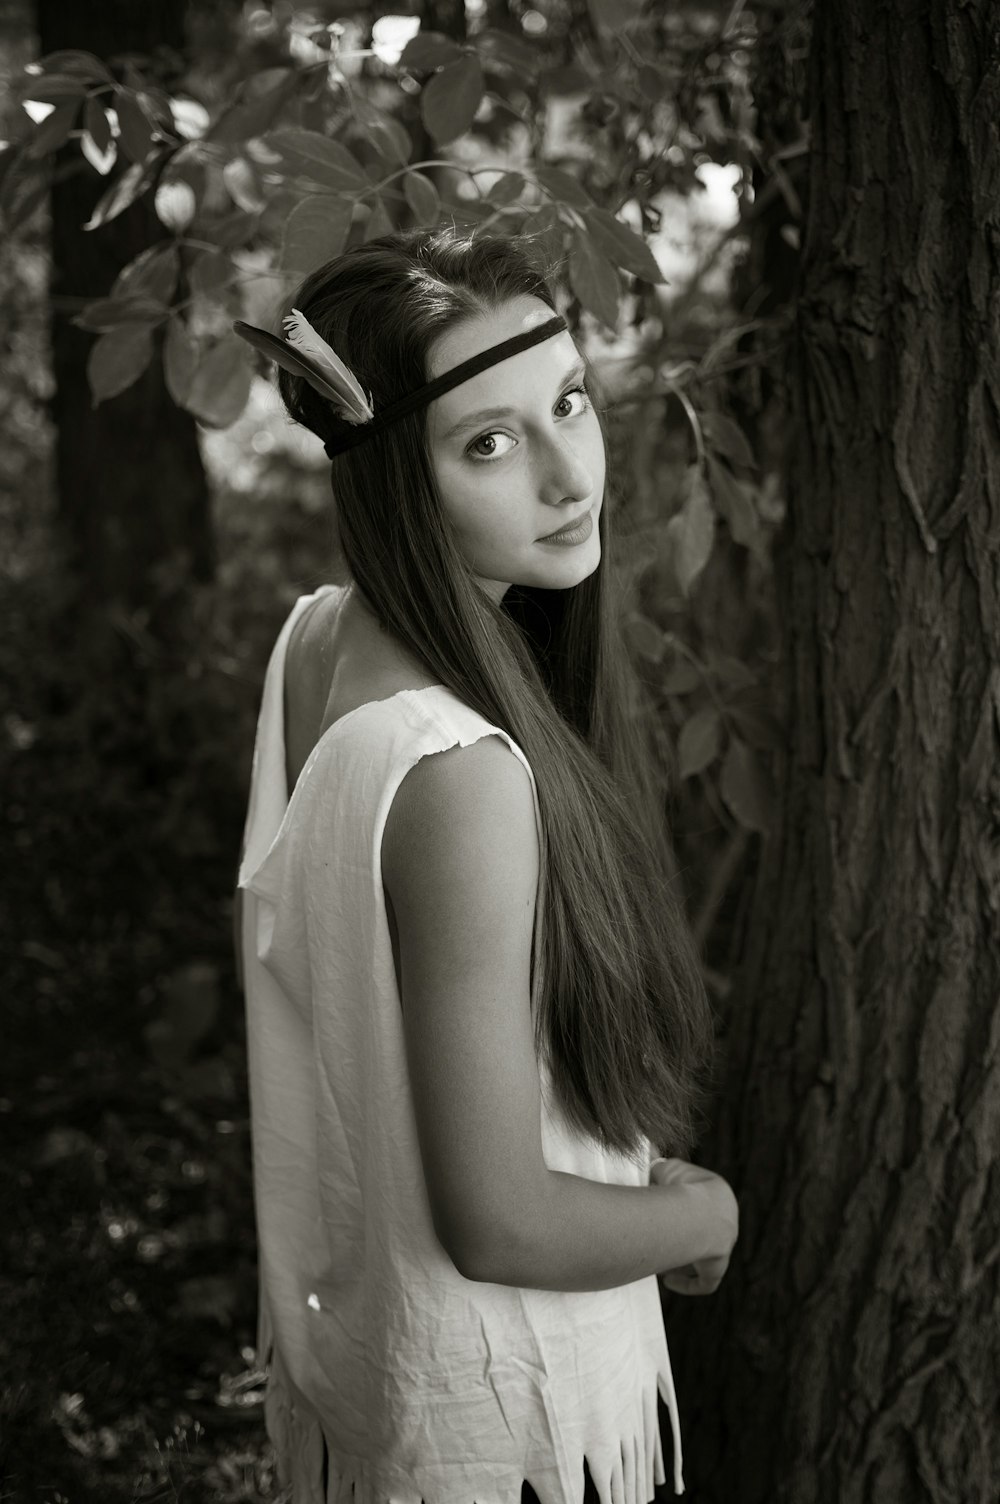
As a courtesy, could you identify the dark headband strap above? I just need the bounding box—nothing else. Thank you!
[324,314,568,459]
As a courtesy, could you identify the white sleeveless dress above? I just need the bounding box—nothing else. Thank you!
[238,585,685,1504]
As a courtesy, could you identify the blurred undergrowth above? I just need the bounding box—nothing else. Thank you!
[0,234,319,1503]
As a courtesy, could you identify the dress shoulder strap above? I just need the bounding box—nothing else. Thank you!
[238,585,342,888]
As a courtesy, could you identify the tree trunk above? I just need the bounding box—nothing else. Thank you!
[36,0,214,617]
[669,3,1000,1500]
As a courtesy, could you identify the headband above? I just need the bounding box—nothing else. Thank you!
[232,310,569,459]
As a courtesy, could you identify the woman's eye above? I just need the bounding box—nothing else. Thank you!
[466,384,592,461]
[554,385,591,419]
[467,430,516,460]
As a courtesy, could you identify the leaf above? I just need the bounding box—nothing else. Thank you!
[170,96,210,141]
[719,737,772,833]
[24,99,80,158]
[185,341,252,428]
[584,206,664,283]
[281,194,353,271]
[360,116,412,169]
[0,146,49,235]
[114,89,156,164]
[210,68,300,146]
[163,317,198,407]
[87,324,155,406]
[212,207,257,249]
[624,612,667,663]
[80,130,116,176]
[83,96,111,154]
[222,155,265,213]
[677,707,723,779]
[363,194,394,242]
[189,248,233,297]
[151,154,204,227]
[728,701,785,751]
[706,455,761,550]
[73,295,168,332]
[4,174,49,233]
[35,50,112,82]
[21,74,88,102]
[568,230,620,331]
[21,100,57,123]
[704,648,756,691]
[447,198,495,230]
[660,657,702,695]
[154,178,196,231]
[421,55,484,145]
[83,152,161,231]
[0,143,23,201]
[136,86,176,137]
[664,466,715,595]
[399,30,464,72]
[403,170,440,224]
[474,28,542,75]
[701,412,755,470]
[111,242,180,304]
[522,202,565,271]
[587,0,646,32]
[257,128,367,192]
[535,164,591,210]
[486,171,526,207]
[527,201,560,238]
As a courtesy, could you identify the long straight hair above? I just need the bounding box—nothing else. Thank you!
[275,225,715,1161]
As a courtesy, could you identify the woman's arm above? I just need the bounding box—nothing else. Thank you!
[383,735,736,1293]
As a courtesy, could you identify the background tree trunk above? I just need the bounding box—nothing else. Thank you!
[670,3,1000,1499]
[36,0,213,618]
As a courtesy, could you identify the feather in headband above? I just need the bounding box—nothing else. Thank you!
[233,309,570,458]
[232,308,375,426]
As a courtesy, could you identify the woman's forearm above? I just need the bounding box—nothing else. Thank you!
[464,1169,723,1292]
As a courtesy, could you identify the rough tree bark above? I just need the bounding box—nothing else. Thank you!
[669,3,1000,1501]
[36,0,214,617]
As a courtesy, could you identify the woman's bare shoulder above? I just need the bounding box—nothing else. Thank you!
[383,733,539,908]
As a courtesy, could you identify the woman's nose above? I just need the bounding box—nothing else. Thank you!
[538,429,594,501]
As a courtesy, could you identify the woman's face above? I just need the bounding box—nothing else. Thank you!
[425,295,605,604]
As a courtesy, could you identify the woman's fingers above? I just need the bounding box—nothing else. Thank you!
[660,1255,730,1296]
[660,1271,717,1296]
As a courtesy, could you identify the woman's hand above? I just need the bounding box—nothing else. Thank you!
[649,1156,738,1296]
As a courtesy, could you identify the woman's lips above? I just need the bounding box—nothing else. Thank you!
[539,508,592,540]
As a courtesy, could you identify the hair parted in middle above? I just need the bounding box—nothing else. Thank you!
[273,223,717,1164]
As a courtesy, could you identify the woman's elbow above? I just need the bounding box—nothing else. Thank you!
[435,1207,529,1286]
[448,1238,514,1285]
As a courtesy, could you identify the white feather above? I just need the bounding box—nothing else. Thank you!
[282,308,375,424]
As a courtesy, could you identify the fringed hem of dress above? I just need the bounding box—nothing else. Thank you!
[261,1334,685,1504]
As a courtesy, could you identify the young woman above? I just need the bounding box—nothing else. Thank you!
[236,226,738,1504]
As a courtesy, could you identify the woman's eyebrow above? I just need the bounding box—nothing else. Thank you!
[442,357,588,440]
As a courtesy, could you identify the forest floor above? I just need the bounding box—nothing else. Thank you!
[0,419,331,1501]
